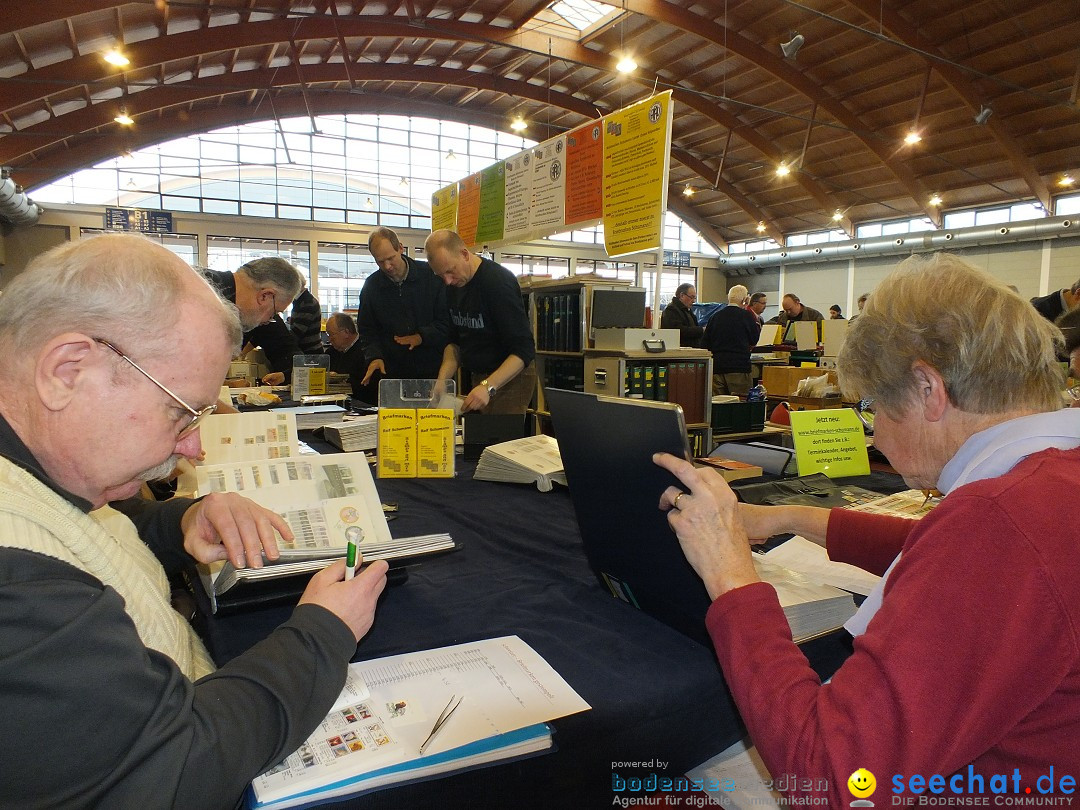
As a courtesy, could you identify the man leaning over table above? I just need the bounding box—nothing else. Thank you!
[656,253,1080,805]
[426,229,536,415]
[0,233,388,809]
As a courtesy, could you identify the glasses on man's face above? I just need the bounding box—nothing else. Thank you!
[854,397,875,435]
[94,338,215,439]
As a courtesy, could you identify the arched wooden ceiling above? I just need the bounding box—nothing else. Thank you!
[1,0,1077,248]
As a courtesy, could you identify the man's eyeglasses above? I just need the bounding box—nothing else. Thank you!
[94,338,215,438]
[854,397,875,435]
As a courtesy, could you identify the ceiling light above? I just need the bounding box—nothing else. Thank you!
[775,163,791,178]
[974,105,993,125]
[616,56,637,74]
[398,177,409,189]
[126,178,137,189]
[832,210,844,222]
[365,196,375,208]
[1059,174,1075,188]
[904,130,922,145]
[780,33,805,60]
[929,194,942,206]
[510,116,527,132]
[104,49,130,67]
[114,109,134,126]
[756,221,767,233]
[445,148,457,162]
[682,183,694,197]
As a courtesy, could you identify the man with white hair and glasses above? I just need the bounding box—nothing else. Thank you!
[656,253,1080,805]
[0,234,388,807]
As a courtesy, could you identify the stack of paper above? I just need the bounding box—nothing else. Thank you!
[249,636,590,808]
[473,435,567,492]
[194,451,455,611]
[270,404,347,430]
[753,557,858,643]
[324,415,379,452]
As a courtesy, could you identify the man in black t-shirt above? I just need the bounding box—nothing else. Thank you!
[425,229,536,415]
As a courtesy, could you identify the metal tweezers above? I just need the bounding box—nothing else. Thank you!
[418,694,464,755]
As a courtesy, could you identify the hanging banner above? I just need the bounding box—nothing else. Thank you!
[430,185,458,232]
[455,173,483,248]
[564,121,604,225]
[429,91,672,259]
[601,92,673,258]
[474,162,506,246]
[529,135,567,234]
[502,151,535,244]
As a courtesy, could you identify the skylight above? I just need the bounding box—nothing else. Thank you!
[548,0,618,31]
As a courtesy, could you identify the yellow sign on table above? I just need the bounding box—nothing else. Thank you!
[376,409,417,478]
[417,409,455,478]
[789,408,870,478]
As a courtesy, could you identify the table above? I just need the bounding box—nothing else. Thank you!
[197,456,865,808]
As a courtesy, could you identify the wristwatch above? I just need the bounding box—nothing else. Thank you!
[480,378,497,398]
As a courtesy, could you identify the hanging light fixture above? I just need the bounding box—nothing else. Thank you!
[510,116,527,132]
[756,221,767,233]
[904,130,922,145]
[616,55,637,73]
[365,196,375,209]
[114,108,134,126]
[682,183,695,197]
[928,193,943,206]
[973,105,993,125]
[445,148,457,162]
[398,177,409,189]
[832,210,844,222]
[775,163,791,178]
[1059,174,1075,188]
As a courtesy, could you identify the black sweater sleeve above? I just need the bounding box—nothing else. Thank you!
[0,548,356,810]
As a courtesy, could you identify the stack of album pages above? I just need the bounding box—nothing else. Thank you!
[473,434,567,492]
[323,414,379,452]
[752,557,858,643]
[248,636,590,809]
[187,412,454,612]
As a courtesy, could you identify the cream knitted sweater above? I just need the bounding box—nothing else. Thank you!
[0,456,215,680]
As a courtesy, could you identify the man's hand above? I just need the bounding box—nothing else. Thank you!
[653,453,760,600]
[361,359,386,385]
[393,333,422,350]
[299,558,390,642]
[180,492,291,569]
[261,372,285,386]
[461,384,491,413]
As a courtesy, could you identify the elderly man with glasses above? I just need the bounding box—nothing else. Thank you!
[660,282,704,347]
[0,234,388,807]
[656,253,1080,806]
[202,256,304,385]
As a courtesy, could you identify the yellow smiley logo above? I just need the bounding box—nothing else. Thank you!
[848,768,876,799]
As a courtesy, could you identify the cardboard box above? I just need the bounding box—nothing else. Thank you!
[784,395,844,411]
[761,366,838,397]
[593,327,680,352]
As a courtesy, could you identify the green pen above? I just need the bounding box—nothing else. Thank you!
[345,538,357,581]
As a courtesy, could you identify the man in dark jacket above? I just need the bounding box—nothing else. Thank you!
[202,257,303,383]
[1031,279,1080,322]
[426,229,536,415]
[703,285,761,396]
[356,227,449,389]
[660,283,703,347]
